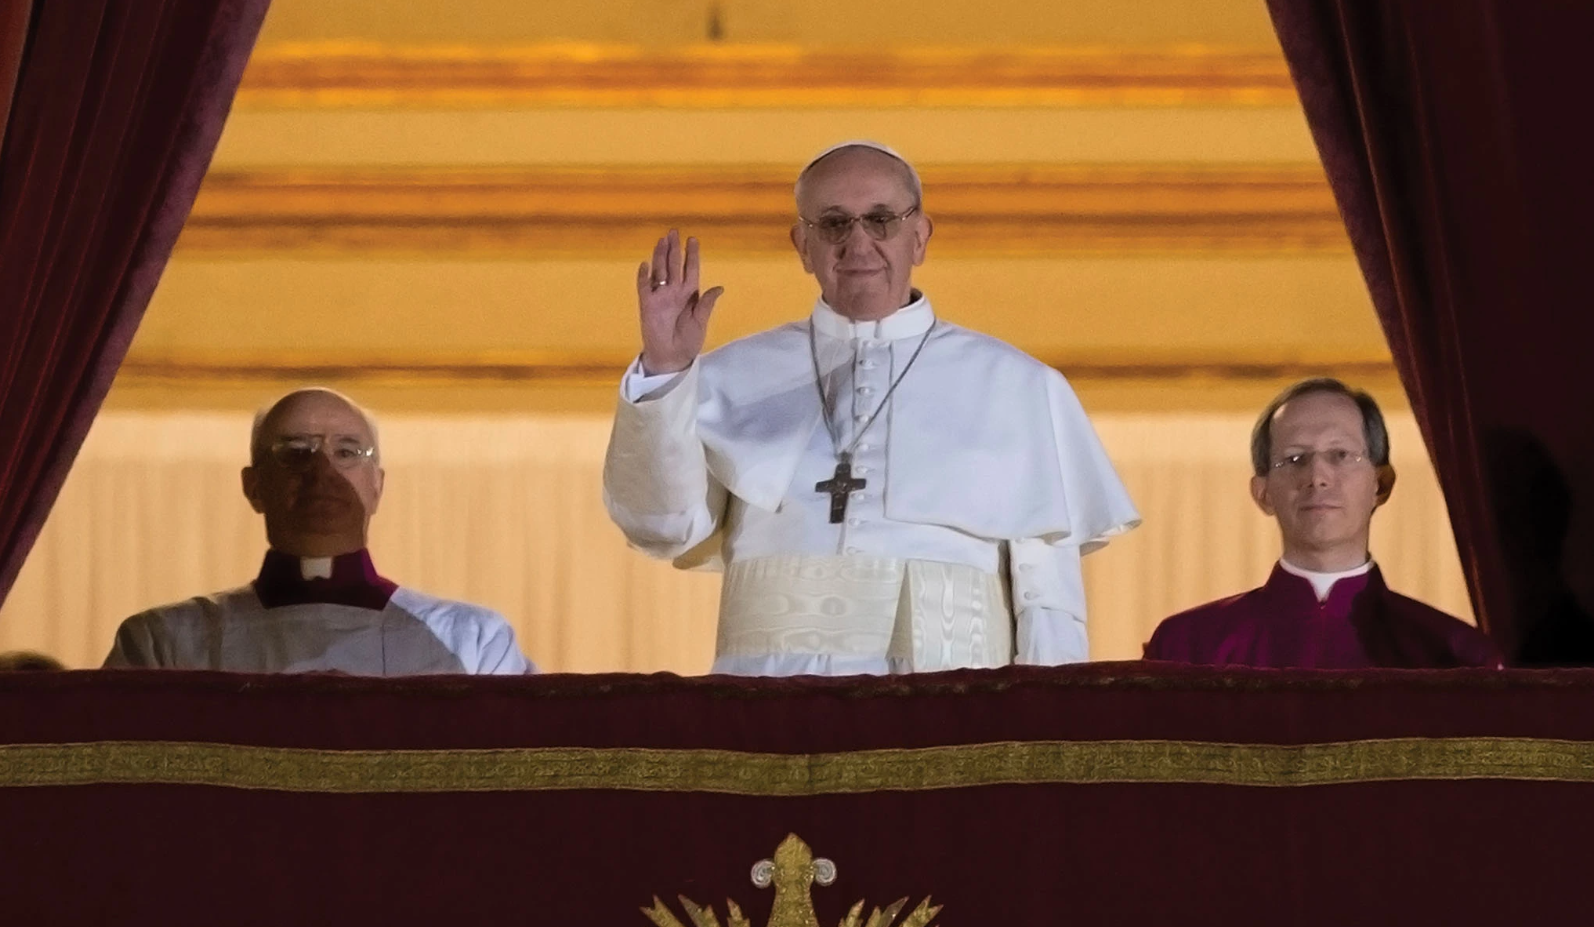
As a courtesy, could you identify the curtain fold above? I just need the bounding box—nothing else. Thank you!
[1266,1,1594,661]
[0,0,271,607]
[0,0,28,150]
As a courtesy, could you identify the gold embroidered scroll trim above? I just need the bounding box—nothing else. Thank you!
[2,738,1591,794]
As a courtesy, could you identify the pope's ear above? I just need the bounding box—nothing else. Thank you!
[1374,464,1397,508]
[241,466,265,514]
[790,223,815,272]
[912,213,933,265]
[1250,474,1275,516]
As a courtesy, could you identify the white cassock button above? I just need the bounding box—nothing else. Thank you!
[854,466,870,475]
[857,386,875,396]
[1018,563,1034,573]
[1023,591,1039,601]
[854,413,868,422]
[859,359,877,370]
[857,443,871,452]
[847,517,862,526]
[845,546,860,554]
[852,491,867,501]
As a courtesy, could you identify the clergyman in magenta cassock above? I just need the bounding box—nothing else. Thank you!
[1145,379,1501,669]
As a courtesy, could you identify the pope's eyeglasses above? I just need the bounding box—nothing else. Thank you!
[800,206,920,245]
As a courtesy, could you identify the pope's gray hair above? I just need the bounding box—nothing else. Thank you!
[249,387,381,466]
[794,140,923,211]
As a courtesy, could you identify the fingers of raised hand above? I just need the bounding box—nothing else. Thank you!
[641,231,720,321]
[665,228,682,285]
[693,285,724,324]
[683,236,703,292]
[649,233,672,289]
[635,261,654,299]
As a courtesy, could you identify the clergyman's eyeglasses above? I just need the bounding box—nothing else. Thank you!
[1269,448,1369,473]
[267,435,376,471]
[800,206,920,244]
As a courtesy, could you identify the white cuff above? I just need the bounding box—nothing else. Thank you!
[621,356,691,403]
[1009,537,1084,612]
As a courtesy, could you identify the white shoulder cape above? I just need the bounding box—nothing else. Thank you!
[694,319,1140,547]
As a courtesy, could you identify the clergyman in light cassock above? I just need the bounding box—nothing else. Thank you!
[604,141,1140,676]
[1144,379,1502,668]
[105,388,534,675]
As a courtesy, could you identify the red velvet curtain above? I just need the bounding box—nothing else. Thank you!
[0,2,28,149]
[0,0,270,606]
[1267,1,1594,663]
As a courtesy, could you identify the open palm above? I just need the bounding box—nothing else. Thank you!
[637,229,724,375]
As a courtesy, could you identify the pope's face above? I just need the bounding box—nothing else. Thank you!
[1250,390,1393,569]
[791,148,931,321]
[242,391,384,557]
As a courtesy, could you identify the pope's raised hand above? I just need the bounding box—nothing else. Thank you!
[636,229,723,375]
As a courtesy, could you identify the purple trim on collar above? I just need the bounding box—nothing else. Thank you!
[253,549,398,611]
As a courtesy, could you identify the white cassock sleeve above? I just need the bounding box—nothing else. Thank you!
[1008,537,1090,664]
[603,358,728,560]
[474,614,538,675]
[103,611,170,668]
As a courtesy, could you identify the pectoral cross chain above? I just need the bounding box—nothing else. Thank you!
[807,318,934,527]
[815,456,867,524]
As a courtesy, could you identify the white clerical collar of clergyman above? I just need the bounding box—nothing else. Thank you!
[1279,556,1374,602]
[812,293,935,341]
[299,557,334,581]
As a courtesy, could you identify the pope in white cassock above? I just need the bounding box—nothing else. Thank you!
[603,141,1140,676]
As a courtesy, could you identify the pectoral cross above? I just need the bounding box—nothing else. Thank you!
[815,455,867,524]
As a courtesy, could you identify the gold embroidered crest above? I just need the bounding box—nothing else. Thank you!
[642,833,941,927]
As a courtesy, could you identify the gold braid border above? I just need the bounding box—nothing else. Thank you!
[2,738,1593,793]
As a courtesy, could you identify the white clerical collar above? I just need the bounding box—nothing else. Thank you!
[811,293,935,341]
[300,557,334,581]
[1279,557,1374,602]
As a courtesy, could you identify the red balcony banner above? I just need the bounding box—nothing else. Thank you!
[2,665,1591,925]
